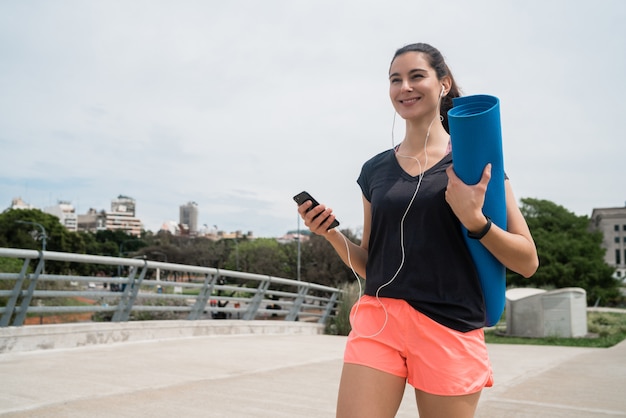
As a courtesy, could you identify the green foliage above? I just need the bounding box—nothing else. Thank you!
[0,209,80,274]
[0,209,71,251]
[1,197,621,311]
[325,280,361,336]
[0,257,26,306]
[224,238,290,277]
[298,229,360,288]
[511,198,621,306]
[0,209,150,276]
[0,257,24,274]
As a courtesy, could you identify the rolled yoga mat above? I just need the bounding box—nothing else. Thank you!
[447,94,507,326]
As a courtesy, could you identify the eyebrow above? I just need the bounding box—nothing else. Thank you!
[389,68,428,79]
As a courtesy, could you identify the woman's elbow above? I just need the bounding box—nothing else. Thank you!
[518,254,539,278]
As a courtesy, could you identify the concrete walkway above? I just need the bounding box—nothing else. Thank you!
[0,323,625,417]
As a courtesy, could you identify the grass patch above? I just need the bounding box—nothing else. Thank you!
[485,311,626,348]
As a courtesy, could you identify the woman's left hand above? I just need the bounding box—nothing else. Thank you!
[445,163,492,232]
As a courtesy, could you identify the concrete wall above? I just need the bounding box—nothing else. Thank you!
[506,287,588,338]
[0,320,325,354]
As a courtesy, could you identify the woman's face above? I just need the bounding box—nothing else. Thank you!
[388,52,444,121]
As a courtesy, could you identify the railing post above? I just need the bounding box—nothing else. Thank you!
[12,255,45,326]
[319,291,340,324]
[0,258,34,327]
[0,247,344,328]
[286,285,309,321]
[188,271,218,320]
[243,278,271,320]
[112,260,148,322]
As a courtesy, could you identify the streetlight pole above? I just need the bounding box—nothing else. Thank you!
[15,220,47,275]
[118,239,138,277]
[15,220,47,251]
[234,232,240,271]
[149,251,168,281]
[297,213,301,281]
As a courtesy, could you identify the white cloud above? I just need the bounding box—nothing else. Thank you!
[1,0,625,237]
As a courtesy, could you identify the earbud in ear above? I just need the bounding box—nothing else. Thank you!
[440,85,446,97]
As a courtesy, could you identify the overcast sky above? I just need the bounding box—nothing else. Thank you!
[1,0,625,238]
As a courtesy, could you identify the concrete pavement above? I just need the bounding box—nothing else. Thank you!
[0,321,625,417]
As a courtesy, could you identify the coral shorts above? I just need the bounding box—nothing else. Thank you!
[344,295,493,396]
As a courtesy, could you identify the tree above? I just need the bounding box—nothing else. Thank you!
[0,209,85,274]
[298,229,359,288]
[509,198,620,306]
[225,238,291,277]
[0,209,74,251]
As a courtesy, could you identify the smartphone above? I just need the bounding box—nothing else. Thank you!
[293,191,340,230]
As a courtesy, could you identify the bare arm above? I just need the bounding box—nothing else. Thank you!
[296,195,371,279]
[445,164,539,278]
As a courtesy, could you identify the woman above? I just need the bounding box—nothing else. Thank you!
[296,43,538,418]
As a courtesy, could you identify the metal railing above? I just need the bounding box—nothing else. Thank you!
[0,248,341,327]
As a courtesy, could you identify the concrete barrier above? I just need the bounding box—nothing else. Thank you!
[0,320,325,354]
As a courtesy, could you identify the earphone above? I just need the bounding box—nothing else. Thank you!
[345,91,446,339]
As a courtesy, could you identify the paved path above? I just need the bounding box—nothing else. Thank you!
[1,333,625,417]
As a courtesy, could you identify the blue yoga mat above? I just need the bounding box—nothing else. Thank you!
[447,95,507,326]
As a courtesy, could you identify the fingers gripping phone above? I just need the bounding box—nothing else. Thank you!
[293,191,340,230]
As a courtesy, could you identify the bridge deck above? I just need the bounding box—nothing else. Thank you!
[1,322,625,417]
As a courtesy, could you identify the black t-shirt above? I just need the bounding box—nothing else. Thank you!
[357,149,486,332]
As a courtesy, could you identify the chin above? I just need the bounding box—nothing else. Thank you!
[397,110,423,121]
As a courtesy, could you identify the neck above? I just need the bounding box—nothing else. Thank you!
[399,115,449,154]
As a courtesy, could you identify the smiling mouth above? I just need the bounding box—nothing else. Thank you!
[399,97,420,104]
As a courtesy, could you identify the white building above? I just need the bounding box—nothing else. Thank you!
[160,220,180,235]
[106,195,142,236]
[44,201,78,232]
[8,197,34,210]
[590,204,626,280]
[111,195,136,215]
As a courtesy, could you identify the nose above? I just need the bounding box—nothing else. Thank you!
[401,79,413,92]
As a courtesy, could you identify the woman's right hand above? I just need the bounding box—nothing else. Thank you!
[296,200,338,237]
[297,195,369,279]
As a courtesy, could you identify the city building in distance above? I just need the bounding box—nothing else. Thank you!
[179,201,199,236]
[590,203,626,280]
[44,201,78,232]
[103,195,142,236]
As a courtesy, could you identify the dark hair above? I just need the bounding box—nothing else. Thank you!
[391,43,461,133]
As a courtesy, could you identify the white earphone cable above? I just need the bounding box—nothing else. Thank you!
[347,92,444,339]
